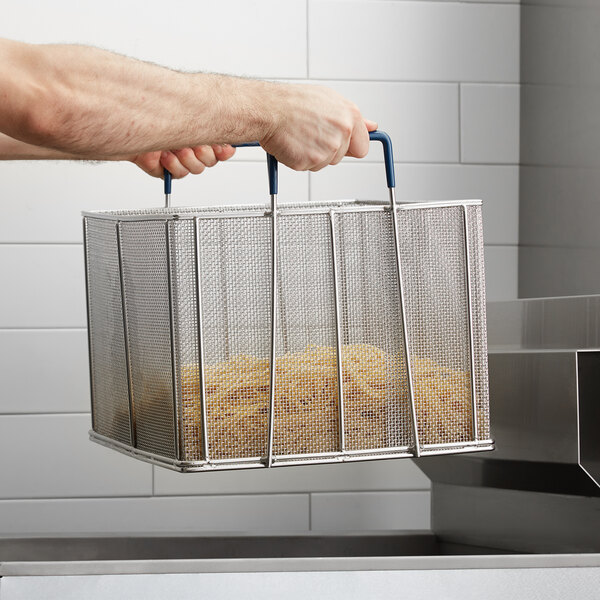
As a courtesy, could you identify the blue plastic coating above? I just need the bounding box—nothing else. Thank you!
[161,133,394,198]
[368,130,395,189]
[163,168,172,195]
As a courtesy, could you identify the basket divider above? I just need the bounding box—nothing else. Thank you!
[194,217,210,461]
[329,211,346,453]
[266,193,278,467]
[462,206,479,441]
[165,221,182,461]
[82,218,97,433]
[115,220,137,448]
[389,189,421,457]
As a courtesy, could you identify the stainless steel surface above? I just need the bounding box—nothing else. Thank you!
[84,197,491,471]
[520,2,600,298]
[433,483,600,554]
[1,534,600,578]
[487,295,600,351]
[267,193,278,468]
[414,296,600,555]
[389,188,420,457]
[462,206,478,441]
[193,216,209,461]
[329,211,346,452]
[116,221,136,448]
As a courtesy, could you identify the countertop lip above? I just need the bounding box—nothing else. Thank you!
[3,553,600,577]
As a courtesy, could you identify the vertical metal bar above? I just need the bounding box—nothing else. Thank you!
[266,193,278,467]
[82,218,96,432]
[462,206,479,441]
[116,221,137,448]
[194,217,210,461]
[389,189,421,457]
[329,211,346,453]
[218,224,231,360]
[165,221,182,461]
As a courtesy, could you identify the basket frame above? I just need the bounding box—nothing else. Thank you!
[84,198,494,473]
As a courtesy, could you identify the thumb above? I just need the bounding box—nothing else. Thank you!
[364,119,378,132]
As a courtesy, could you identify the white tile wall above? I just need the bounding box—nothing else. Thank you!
[154,460,430,496]
[461,84,521,164]
[309,2,519,82]
[0,245,86,328]
[0,0,308,78]
[0,0,520,536]
[484,246,520,301]
[0,415,152,499]
[0,495,309,535]
[310,491,430,532]
[310,164,519,245]
[0,330,89,413]
[322,82,459,163]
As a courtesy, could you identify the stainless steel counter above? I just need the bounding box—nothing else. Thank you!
[1,533,599,576]
[1,535,599,600]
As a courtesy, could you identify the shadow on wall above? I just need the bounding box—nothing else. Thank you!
[519,1,600,297]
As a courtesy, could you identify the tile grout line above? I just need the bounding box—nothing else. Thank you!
[0,490,432,502]
[0,412,91,417]
[306,0,310,79]
[458,83,462,163]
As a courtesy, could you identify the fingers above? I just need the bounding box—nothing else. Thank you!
[364,118,378,132]
[131,151,163,178]
[154,144,236,179]
[346,120,371,159]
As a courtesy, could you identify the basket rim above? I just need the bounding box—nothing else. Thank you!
[82,198,483,221]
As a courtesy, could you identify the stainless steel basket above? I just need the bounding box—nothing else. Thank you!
[83,132,493,472]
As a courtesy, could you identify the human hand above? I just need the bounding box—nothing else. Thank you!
[130,144,236,179]
[260,83,377,171]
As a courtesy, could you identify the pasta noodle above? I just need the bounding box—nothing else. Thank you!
[180,343,477,461]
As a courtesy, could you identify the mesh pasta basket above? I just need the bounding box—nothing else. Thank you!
[83,131,493,472]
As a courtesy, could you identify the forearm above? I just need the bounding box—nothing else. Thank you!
[0,39,276,157]
[0,131,111,160]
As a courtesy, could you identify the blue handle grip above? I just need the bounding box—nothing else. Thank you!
[163,169,172,196]
[369,130,395,189]
[162,130,394,199]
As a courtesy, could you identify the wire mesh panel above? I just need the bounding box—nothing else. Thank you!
[333,211,412,451]
[84,218,131,446]
[170,219,202,461]
[466,205,490,441]
[273,213,340,456]
[84,199,493,472]
[397,206,474,446]
[119,220,177,459]
[193,216,272,461]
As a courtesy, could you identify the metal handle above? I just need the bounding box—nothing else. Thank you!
[162,130,395,207]
[368,130,395,189]
[162,144,278,207]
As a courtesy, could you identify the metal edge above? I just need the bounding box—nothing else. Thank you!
[329,211,346,453]
[89,431,493,473]
[81,199,483,221]
[266,193,279,467]
[116,221,137,448]
[462,206,479,441]
[165,221,182,461]
[193,217,210,462]
[82,217,96,432]
[390,189,421,457]
[4,552,600,577]
[576,350,600,489]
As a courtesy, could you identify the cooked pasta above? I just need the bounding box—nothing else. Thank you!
[180,343,477,461]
